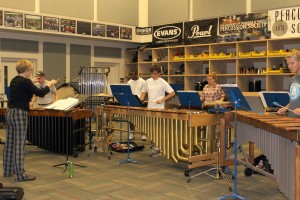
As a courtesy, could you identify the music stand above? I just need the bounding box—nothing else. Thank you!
[112,93,142,165]
[177,91,202,110]
[53,110,86,176]
[110,84,132,95]
[259,91,289,110]
[170,83,184,94]
[219,84,249,200]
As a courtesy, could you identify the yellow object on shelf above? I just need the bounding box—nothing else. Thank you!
[219,52,234,58]
[173,56,185,61]
[268,50,281,56]
[238,52,251,58]
[265,67,284,73]
[209,53,219,59]
[251,51,266,57]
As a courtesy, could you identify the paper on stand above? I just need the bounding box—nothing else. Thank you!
[45,97,79,111]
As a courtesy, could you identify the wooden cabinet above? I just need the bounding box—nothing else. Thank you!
[124,38,296,92]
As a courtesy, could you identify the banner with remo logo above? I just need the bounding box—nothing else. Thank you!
[269,6,300,38]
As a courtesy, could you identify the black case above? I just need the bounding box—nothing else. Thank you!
[0,183,24,200]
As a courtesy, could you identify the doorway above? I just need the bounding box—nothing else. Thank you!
[1,58,37,94]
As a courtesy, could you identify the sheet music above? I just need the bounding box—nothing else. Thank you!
[45,97,79,111]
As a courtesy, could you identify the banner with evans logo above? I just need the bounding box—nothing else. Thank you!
[152,23,183,46]
[184,18,218,45]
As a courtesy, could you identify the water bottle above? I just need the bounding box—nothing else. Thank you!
[67,161,74,178]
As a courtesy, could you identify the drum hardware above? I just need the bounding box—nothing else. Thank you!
[187,108,233,193]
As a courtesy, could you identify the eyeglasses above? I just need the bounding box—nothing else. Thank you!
[151,72,160,74]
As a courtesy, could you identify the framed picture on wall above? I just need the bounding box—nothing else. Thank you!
[106,25,119,38]
[25,14,42,30]
[92,23,106,37]
[43,16,59,32]
[0,10,3,26]
[120,27,132,40]
[60,18,76,34]
[4,11,23,28]
[77,21,91,35]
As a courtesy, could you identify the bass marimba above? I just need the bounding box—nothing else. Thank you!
[0,108,92,155]
[221,111,300,200]
[96,105,219,171]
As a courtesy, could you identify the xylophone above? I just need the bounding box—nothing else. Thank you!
[96,105,219,171]
[0,108,92,155]
[221,111,300,200]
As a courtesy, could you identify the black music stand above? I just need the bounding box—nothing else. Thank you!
[112,94,143,165]
[218,84,250,200]
[177,91,202,110]
[52,110,86,175]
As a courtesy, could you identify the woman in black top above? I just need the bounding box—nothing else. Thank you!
[3,59,57,182]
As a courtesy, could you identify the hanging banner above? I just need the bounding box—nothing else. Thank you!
[184,18,218,45]
[136,27,152,35]
[269,6,300,39]
[218,12,269,42]
[152,23,183,46]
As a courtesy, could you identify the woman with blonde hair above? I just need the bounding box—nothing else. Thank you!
[3,59,57,182]
[200,72,225,104]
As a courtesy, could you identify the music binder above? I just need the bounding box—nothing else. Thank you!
[177,91,202,110]
[113,93,144,107]
[45,97,80,111]
[220,84,252,111]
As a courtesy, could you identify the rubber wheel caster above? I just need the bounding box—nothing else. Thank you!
[94,146,98,153]
[187,178,192,183]
[73,151,78,158]
[184,169,191,177]
[244,168,253,176]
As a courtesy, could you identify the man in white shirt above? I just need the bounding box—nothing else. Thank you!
[32,71,58,106]
[140,65,175,109]
[127,70,145,98]
[127,70,146,140]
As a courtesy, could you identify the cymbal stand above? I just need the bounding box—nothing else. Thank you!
[187,107,232,192]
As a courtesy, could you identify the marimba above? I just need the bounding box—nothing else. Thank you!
[0,108,92,155]
[96,105,219,171]
[221,111,300,200]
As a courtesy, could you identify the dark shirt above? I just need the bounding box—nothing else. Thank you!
[9,76,50,111]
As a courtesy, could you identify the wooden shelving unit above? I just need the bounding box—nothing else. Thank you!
[124,38,297,92]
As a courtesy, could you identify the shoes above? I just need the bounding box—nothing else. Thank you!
[16,175,36,182]
[129,133,135,140]
[141,135,147,141]
[149,147,161,157]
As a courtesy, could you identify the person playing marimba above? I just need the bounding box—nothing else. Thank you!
[127,70,145,140]
[200,72,225,104]
[278,52,300,118]
[140,65,175,142]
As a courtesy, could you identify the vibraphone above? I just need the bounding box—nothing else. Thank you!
[0,108,92,155]
[97,105,219,170]
[221,111,300,200]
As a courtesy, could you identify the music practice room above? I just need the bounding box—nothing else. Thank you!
[0,0,300,200]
